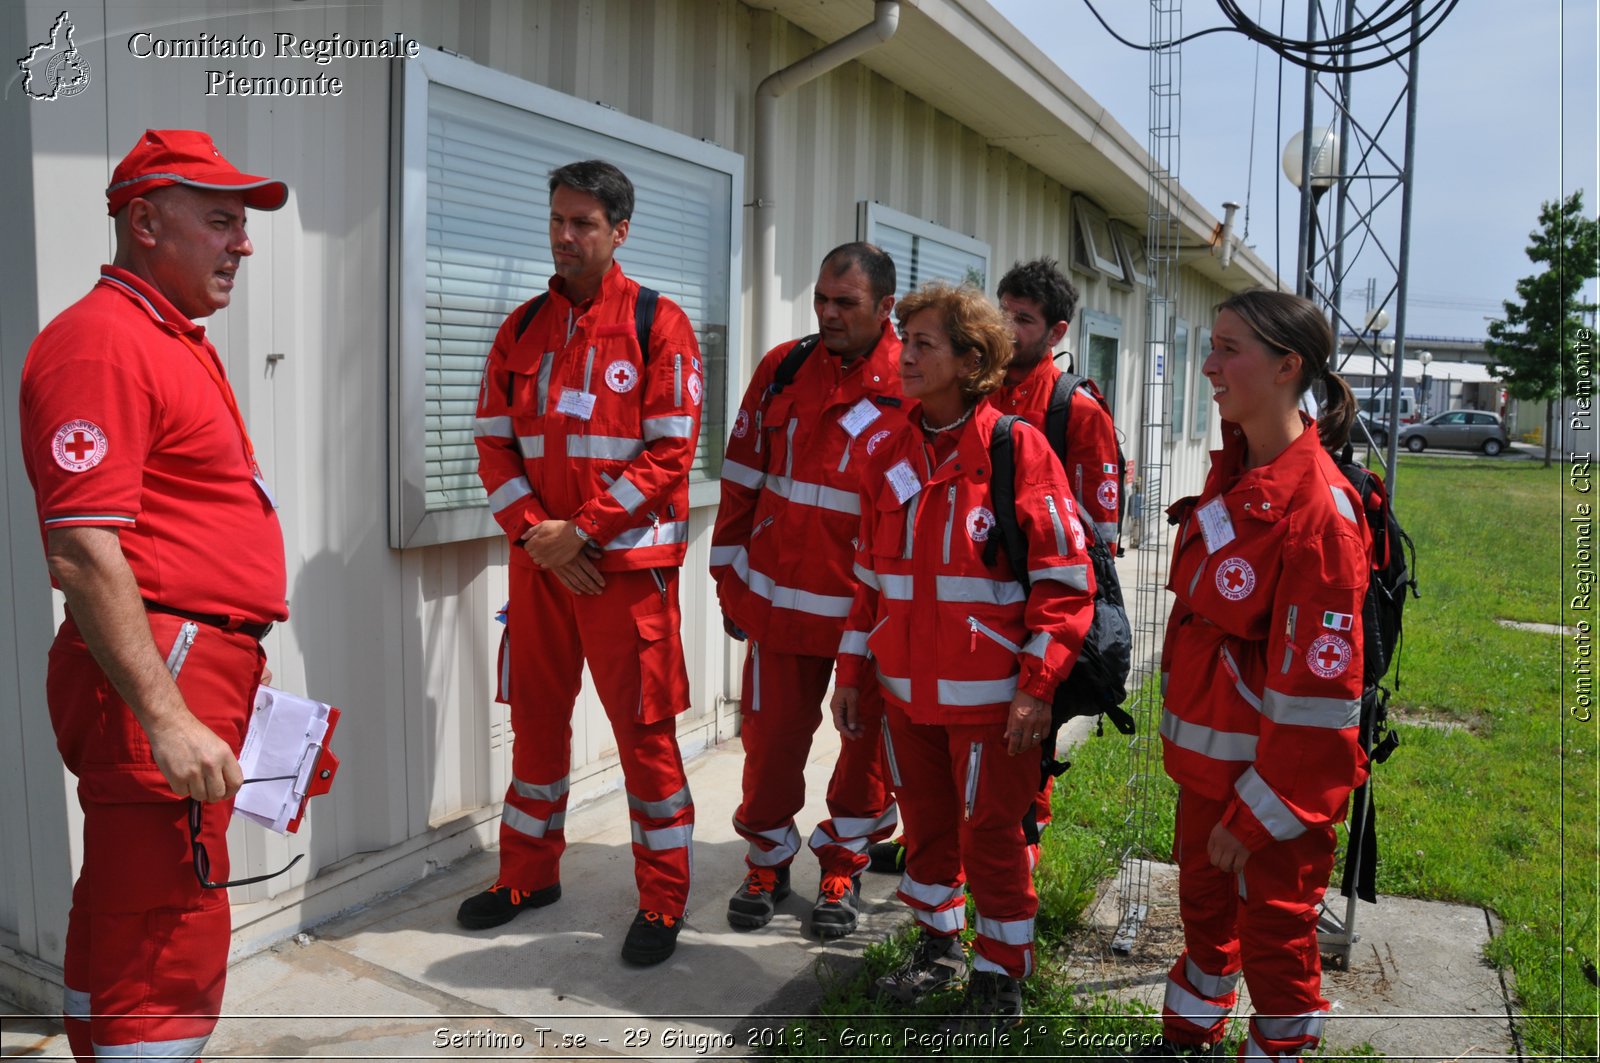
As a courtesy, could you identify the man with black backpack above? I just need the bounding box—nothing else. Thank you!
[710,243,908,940]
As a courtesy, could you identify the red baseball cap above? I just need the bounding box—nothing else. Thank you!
[106,129,288,216]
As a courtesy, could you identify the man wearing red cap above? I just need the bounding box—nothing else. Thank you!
[20,129,289,1062]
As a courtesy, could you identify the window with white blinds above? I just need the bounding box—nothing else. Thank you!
[857,202,991,299]
[390,48,742,549]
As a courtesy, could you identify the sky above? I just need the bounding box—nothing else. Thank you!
[987,0,1599,341]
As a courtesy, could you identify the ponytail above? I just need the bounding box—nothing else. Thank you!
[1318,370,1358,452]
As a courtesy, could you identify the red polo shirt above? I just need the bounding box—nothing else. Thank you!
[20,266,287,625]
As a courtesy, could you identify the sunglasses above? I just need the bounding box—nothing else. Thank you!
[188,776,306,890]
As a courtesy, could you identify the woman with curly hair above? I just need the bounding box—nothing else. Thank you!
[831,281,1095,1031]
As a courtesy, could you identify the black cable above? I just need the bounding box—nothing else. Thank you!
[1078,0,1243,51]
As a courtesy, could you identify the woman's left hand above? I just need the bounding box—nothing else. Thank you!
[1005,691,1052,756]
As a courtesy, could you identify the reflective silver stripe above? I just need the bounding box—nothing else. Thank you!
[963,742,982,817]
[568,435,644,460]
[44,514,136,525]
[914,907,966,934]
[582,345,597,393]
[879,573,914,600]
[503,805,565,838]
[1044,494,1070,554]
[742,821,800,865]
[1253,1011,1327,1042]
[942,677,1018,707]
[1220,645,1263,711]
[474,415,513,438]
[710,545,746,567]
[766,475,861,515]
[1330,484,1358,523]
[751,642,762,713]
[936,575,1027,606]
[942,484,957,564]
[94,1035,209,1061]
[643,415,695,441]
[517,435,546,459]
[904,493,919,558]
[882,724,903,787]
[1028,564,1090,591]
[744,567,854,618]
[975,914,1035,946]
[838,630,870,656]
[900,874,963,908]
[607,474,648,515]
[1159,710,1258,761]
[628,785,693,819]
[673,352,682,407]
[784,420,798,478]
[974,951,1030,978]
[1095,520,1119,542]
[1186,956,1241,999]
[852,561,881,590]
[488,476,532,514]
[837,444,852,474]
[827,808,899,840]
[1023,630,1052,660]
[1260,688,1361,729]
[603,520,687,550]
[512,775,569,803]
[1241,1034,1271,1061]
[1164,978,1232,1025]
[535,352,554,415]
[1234,767,1307,842]
[878,672,911,701]
[631,823,693,851]
[63,986,90,1022]
[968,617,1022,654]
[722,459,765,491]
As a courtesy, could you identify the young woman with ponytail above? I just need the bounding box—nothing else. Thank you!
[1131,289,1371,1061]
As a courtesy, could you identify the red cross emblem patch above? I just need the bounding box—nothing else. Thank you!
[866,428,891,456]
[51,419,108,473]
[1097,479,1119,512]
[966,505,996,542]
[604,360,639,393]
[687,372,703,406]
[733,409,751,438]
[1215,557,1255,600]
[1307,633,1353,678]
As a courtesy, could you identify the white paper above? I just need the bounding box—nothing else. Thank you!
[557,388,597,420]
[235,686,333,834]
[838,398,881,438]
[1196,497,1236,554]
[885,459,922,505]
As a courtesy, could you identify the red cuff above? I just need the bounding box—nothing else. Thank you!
[1220,797,1277,852]
[1017,656,1059,702]
[837,655,868,690]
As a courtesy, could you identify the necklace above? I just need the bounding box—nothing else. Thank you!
[921,405,975,435]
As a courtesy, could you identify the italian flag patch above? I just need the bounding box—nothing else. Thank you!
[1322,611,1353,631]
[1103,463,1118,473]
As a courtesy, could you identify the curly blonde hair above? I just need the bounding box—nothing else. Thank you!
[894,281,1013,400]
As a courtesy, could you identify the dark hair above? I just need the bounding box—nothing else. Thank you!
[548,160,634,226]
[820,242,897,305]
[894,282,1013,400]
[997,256,1079,328]
[1215,287,1357,451]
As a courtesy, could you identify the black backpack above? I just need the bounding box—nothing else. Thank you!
[986,413,1136,787]
[1336,445,1419,902]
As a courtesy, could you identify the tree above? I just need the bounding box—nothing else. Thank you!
[1485,191,1600,466]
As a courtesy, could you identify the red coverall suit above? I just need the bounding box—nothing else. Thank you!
[710,323,904,877]
[20,267,286,1063]
[474,262,701,916]
[836,403,1094,978]
[988,357,1121,838]
[1159,419,1370,1060]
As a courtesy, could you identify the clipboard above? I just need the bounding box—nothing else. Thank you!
[236,686,342,835]
[286,706,340,834]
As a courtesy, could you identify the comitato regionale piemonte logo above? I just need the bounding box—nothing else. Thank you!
[18,11,92,101]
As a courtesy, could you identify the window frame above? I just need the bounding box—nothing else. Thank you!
[1070,197,1127,282]
[1077,308,1124,420]
[387,47,743,549]
[1190,326,1213,441]
[1112,220,1155,288]
[857,201,992,295]
[1167,317,1190,443]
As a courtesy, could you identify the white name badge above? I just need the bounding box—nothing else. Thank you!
[1196,497,1236,553]
[557,388,597,421]
[885,459,921,505]
[253,473,278,510]
[839,398,882,438]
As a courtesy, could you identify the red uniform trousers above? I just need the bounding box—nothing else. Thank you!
[499,559,694,916]
[48,612,265,1063]
[885,703,1039,979]
[1162,787,1336,1060]
[731,644,895,877]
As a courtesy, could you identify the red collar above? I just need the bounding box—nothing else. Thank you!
[96,265,206,339]
[994,355,1059,407]
[1209,413,1323,512]
[546,259,630,313]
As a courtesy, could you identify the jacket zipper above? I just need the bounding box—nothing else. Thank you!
[752,515,775,538]
[582,345,596,394]
[967,616,1021,655]
[754,410,764,454]
[1282,604,1298,674]
[904,493,920,560]
[1044,494,1070,555]
[785,421,798,480]
[650,512,661,545]
[535,352,554,415]
[837,445,852,474]
[164,622,199,680]
[964,742,982,819]
[942,484,958,564]
[673,352,683,407]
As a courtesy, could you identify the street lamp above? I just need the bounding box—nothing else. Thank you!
[1418,349,1432,418]
[1283,127,1340,298]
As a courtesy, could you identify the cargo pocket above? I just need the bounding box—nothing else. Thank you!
[635,610,690,724]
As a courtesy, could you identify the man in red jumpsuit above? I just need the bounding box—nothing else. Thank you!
[20,129,290,1062]
[465,160,702,967]
[710,243,904,938]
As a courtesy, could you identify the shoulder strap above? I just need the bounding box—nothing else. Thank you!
[769,334,821,396]
[1046,370,1084,462]
[984,415,1032,588]
[513,287,660,364]
[513,293,551,342]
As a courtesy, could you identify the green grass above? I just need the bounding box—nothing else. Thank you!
[766,456,1593,1059]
